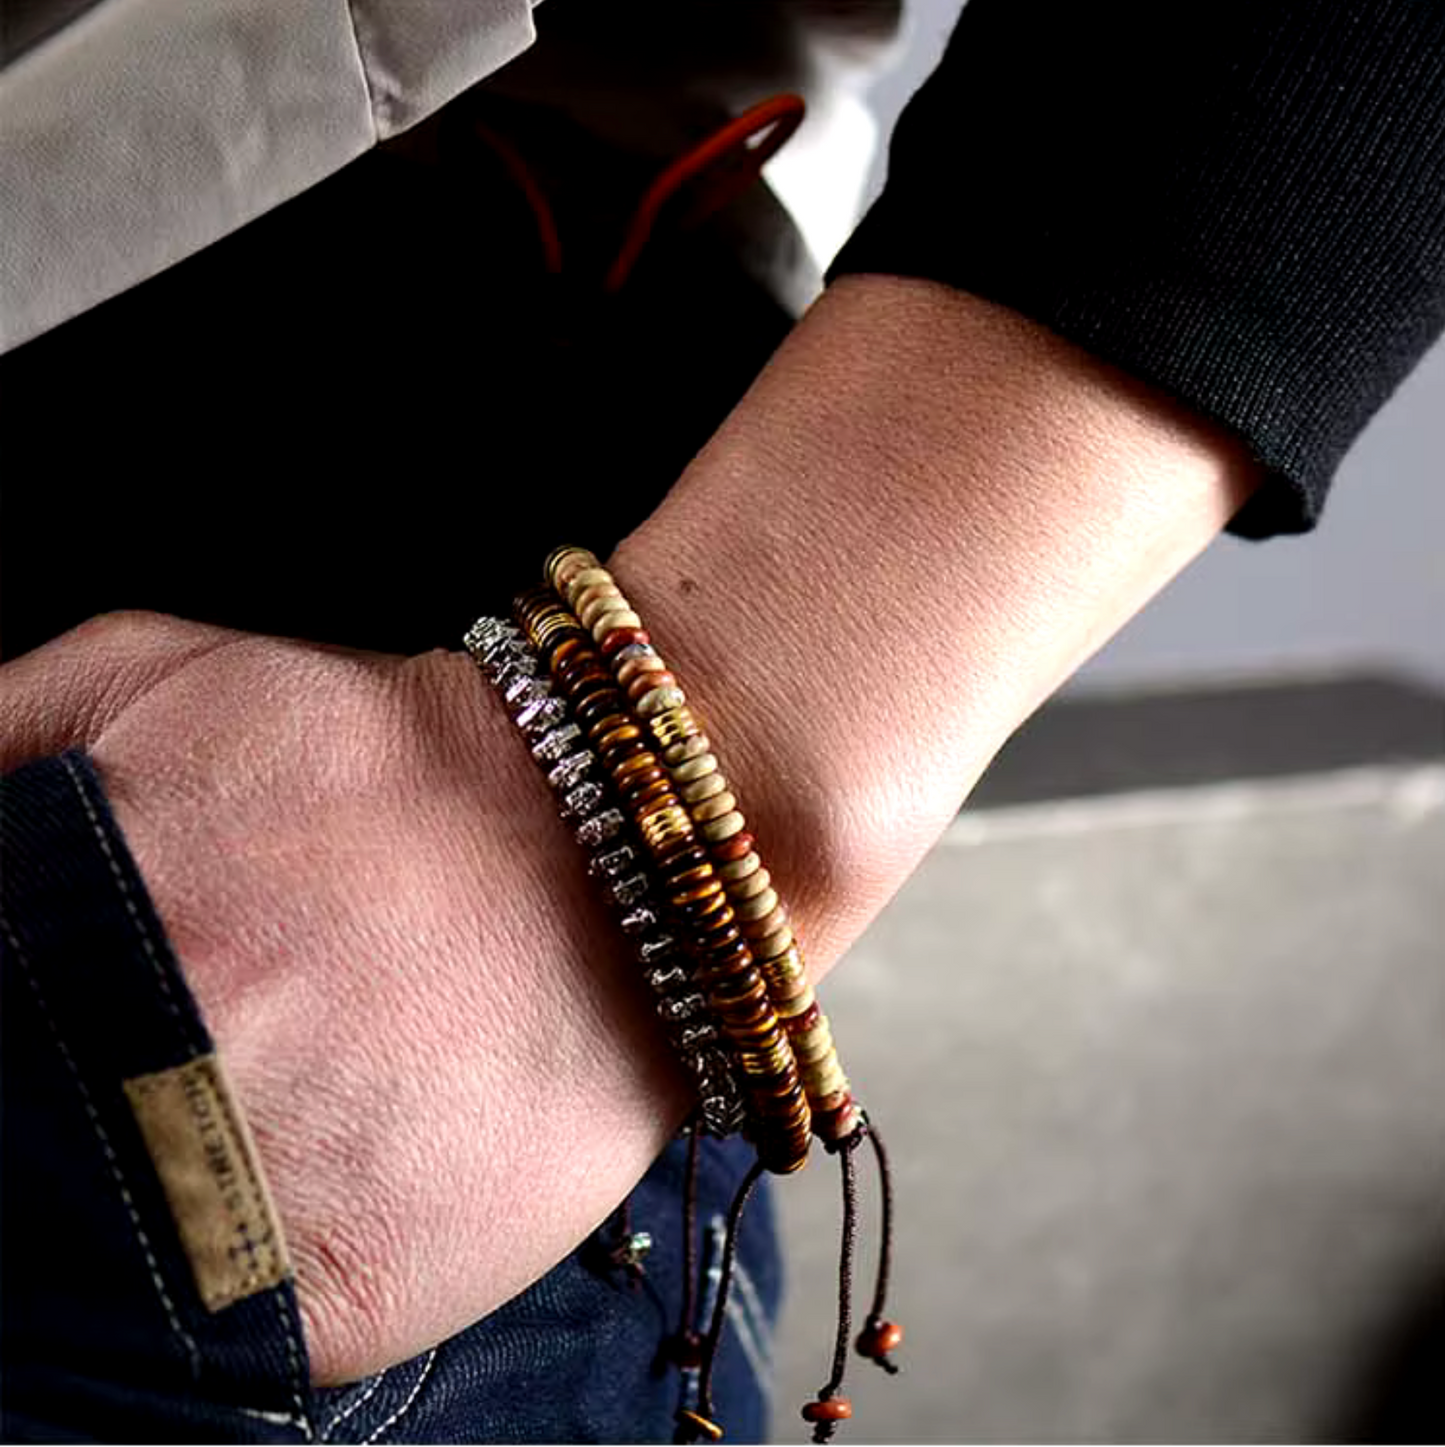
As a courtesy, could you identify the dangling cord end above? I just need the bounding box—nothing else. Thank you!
[801,1128,866,1442]
[854,1111,904,1376]
[668,1117,706,1431]
[680,1156,766,1445]
[674,1408,724,1444]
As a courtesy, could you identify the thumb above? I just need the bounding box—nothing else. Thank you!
[0,611,242,775]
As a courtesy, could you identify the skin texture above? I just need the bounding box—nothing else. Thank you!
[0,276,1260,1384]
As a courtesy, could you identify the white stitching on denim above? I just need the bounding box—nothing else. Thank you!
[730,1251,776,1361]
[363,1349,437,1444]
[275,1291,315,1440]
[60,754,200,1052]
[1,913,203,1379]
[239,1406,311,1430]
[725,1296,770,1397]
[321,1372,386,1441]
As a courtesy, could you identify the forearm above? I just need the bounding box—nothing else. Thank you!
[612,275,1261,968]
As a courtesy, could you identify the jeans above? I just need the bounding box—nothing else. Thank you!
[1,752,780,1444]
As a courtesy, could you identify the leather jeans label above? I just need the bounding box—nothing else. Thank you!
[124,1053,290,1312]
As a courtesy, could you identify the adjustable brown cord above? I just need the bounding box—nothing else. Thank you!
[854,1114,904,1374]
[800,1130,866,1441]
[669,1120,706,1378]
[678,1156,766,1443]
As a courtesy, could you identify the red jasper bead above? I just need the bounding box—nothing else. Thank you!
[601,626,650,656]
[710,830,755,862]
[783,1001,823,1035]
[801,1397,853,1423]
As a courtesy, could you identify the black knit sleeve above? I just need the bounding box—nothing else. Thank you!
[828,0,1445,538]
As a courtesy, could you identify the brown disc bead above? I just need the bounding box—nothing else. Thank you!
[664,860,716,895]
[670,873,725,909]
[709,830,756,864]
[624,774,673,816]
[581,710,631,750]
[552,641,603,676]
[659,834,709,865]
[548,634,591,671]
[708,969,768,1009]
[613,754,665,793]
[554,657,610,695]
[728,1014,789,1055]
[670,883,729,928]
[704,950,762,990]
[801,1398,852,1424]
[514,585,581,650]
[759,1142,809,1178]
[753,1063,808,1103]
[616,769,669,812]
[698,927,749,974]
[571,691,621,736]
[600,626,650,657]
[711,991,770,1028]
[570,687,622,736]
[760,1126,812,1174]
[760,1102,810,1139]
[601,740,648,780]
[597,723,645,769]
[625,668,677,704]
[713,1003,773,1036]
[698,929,749,973]
[661,838,712,872]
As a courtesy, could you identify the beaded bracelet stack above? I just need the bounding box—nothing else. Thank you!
[466,548,900,1443]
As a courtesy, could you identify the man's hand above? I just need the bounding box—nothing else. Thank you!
[0,275,1260,1390]
[0,613,690,1384]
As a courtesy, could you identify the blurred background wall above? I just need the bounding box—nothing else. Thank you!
[766,9,1445,1443]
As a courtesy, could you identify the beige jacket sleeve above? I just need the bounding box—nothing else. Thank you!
[0,0,539,354]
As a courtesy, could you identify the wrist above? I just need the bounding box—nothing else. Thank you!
[611,276,1260,971]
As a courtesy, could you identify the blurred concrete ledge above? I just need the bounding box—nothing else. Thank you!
[969,673,1445,811]
[771,673,1445,1445]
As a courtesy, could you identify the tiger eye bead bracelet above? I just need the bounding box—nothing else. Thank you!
[513,588,812,1175]
[545,546,862,1145]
